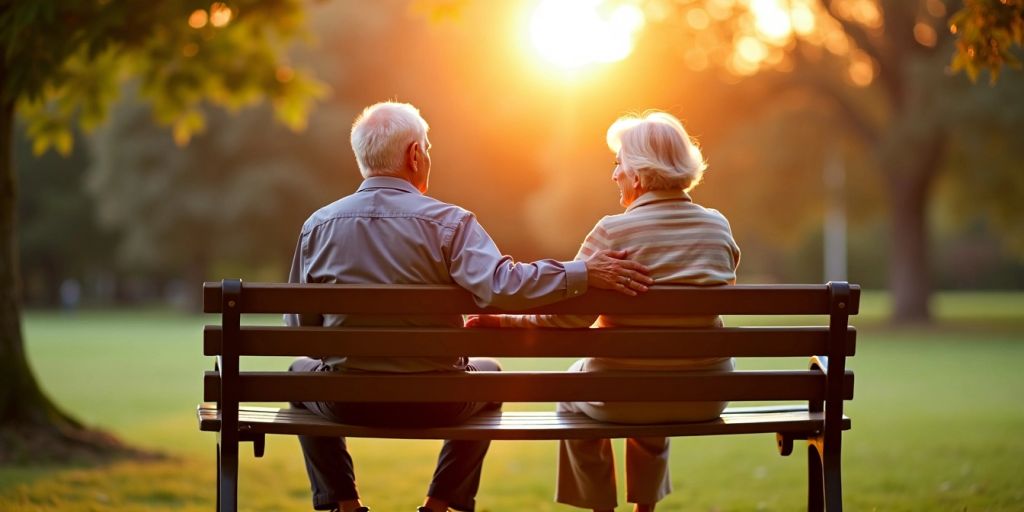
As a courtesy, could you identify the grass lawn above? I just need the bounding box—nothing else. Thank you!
[2,291,1023,511]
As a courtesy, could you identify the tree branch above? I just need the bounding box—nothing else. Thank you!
[754,65,880,148]
[819,0,905,109]
[804,75,880,148]
[787,41,881,147]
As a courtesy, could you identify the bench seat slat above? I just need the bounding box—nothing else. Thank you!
[203,370,855,402]
[197,404,850,440]
[203,283,861,315]
[203,326,856,357]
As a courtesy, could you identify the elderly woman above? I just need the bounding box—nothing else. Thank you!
[470,111,740,512]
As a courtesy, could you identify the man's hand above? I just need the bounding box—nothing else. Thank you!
[584,249,653,296]
[465,314,501,327]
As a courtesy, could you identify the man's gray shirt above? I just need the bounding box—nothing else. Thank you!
[286,176,588,372]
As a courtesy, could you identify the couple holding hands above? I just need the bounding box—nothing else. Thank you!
[286,101,740,512]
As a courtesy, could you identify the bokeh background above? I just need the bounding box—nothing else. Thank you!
[14,0,1024,315]
[3,0,1024,510]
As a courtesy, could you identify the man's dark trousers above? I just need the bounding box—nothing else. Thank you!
[289,357,502,511]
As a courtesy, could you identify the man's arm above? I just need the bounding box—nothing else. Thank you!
[466,217,650,327]
[283,232,324,327]
[447,212,651,310]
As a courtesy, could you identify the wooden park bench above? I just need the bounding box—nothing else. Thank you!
[198,280,858,511]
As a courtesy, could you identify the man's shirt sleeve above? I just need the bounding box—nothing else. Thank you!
[447,211,587,310]
[498,217,609,328]
[283,231,324,327]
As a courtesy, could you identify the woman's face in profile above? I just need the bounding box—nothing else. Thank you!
[612,152,640,208]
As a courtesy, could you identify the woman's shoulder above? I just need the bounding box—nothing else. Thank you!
[688,202,733,225]
[593,212,637,233]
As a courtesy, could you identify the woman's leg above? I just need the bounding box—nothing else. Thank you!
[555,359,619,510]
[556,433,618,510]
[624,436,671,508]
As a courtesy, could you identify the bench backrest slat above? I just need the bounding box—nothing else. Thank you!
[203,370,855,403]
[203,283,861,315]
[202,277,859,442]
[203,326,857,358]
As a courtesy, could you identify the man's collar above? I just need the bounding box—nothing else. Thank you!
[625,189,692,212]
[356,176,422,195]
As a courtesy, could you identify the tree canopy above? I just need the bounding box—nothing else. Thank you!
[0,0,324,462]
[3,0,326,154]
[950,0,1024,81]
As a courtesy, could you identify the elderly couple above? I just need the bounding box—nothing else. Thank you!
[286,101,740,512]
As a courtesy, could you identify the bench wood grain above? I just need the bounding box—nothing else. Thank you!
[200,280,858,512]
[198,404,851,441]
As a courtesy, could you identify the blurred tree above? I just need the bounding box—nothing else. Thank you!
[653,0,1023,322]
[87,94,332,311]
[0,0,324,461]
[14,124,115,307]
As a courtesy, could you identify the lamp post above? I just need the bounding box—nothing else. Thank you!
[823,143,847,282]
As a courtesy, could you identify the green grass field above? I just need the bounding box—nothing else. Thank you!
[2,291,1023,511]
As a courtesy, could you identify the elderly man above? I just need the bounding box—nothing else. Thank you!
[287,101,652,512]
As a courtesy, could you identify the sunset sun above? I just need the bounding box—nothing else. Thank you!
[529,0,645,70]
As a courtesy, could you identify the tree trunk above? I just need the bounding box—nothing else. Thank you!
[882,130,946,324]
[886,175,932,322]
[0,100,138,463]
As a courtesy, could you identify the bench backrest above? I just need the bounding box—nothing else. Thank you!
[203,281,857,438]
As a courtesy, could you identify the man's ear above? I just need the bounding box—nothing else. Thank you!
[406,141,421,173]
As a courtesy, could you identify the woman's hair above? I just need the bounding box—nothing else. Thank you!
[606,111,707,192]
[350,102,430,178]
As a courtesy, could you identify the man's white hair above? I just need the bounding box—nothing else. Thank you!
[606,111,708,192]
[350,102,430,178]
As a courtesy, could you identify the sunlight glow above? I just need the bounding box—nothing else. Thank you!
[750,0,791,42]
[529,0,645,70]
[188,9,208,29]
[832,0,881,29]
[925,0,947,18]
[706,0,735,21]
[693,0,874,83]
[209,2,233,28]
[791,4,816,35]
[848,50,875,86]
[686,8,710,30]
[913,22,937,48]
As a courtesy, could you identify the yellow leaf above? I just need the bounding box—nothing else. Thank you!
[172,123,192,146]
[172,110,206,146]
[32,138,49,156]
[55,131,73,156]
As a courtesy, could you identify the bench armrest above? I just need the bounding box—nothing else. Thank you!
[809,355,828,373]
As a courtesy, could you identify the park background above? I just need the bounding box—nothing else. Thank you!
[2,0,1023,510]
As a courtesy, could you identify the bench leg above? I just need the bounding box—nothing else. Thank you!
[807,444,824,512]
[218,440,239,512]
[823,448,843,512]
[808,435,843,512]
[216,445,221,512]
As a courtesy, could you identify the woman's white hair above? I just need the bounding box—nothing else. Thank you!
[350,101,430,178]
[606,111,707,192]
